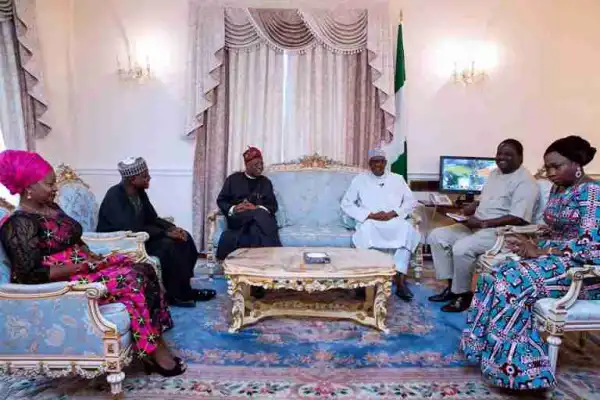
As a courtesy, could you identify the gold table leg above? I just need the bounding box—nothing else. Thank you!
[227,278,248,333]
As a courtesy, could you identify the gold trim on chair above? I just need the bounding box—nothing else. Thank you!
[0,282,133,394]
[267,153,364,173]
[55,164,90,189]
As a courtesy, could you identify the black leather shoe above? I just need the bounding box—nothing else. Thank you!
[428,287,456,302]
[193,289,216,302]
[441,293,473,312]
[395,282,413,302]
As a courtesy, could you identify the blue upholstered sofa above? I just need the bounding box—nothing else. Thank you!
[207,154,424,279]
[0,165,163,396]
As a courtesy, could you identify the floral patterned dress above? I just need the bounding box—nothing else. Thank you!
[460,181,600,390]
[0,207,173,358]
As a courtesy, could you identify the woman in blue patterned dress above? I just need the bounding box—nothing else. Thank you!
[461,135,600,390]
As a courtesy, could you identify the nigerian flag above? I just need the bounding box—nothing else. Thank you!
[390,17,407,180]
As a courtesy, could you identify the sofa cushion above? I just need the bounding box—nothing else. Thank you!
[535,298,600,322]
[99,303,131,336]
[266,170,359,228]
[279,225,354,247]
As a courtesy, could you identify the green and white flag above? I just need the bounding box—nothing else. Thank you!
[390,17,407,180]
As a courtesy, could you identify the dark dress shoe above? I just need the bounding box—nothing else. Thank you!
[428,287,456,302]
[169,298,196,308]
[193,288,216,302]
[395,283,414,302]
[441,293,473,312]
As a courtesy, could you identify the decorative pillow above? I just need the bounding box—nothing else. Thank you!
[340,212,357,230]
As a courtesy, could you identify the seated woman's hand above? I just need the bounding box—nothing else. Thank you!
[506,235,545,258]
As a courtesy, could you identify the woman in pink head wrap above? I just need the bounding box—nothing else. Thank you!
[0,150,184,377]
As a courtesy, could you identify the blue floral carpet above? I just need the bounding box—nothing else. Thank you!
[166,278,468,369]
[1,276,599,399]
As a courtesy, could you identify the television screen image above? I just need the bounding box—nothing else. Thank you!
[440,157,497,194]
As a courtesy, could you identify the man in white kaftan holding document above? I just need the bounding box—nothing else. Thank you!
[341,149,421,301]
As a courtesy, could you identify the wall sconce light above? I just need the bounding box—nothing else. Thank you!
[452,60,486,85]
[116,55,152,82]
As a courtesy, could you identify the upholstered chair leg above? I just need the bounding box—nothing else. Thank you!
[546,335,562,374]
[107,371,126,397]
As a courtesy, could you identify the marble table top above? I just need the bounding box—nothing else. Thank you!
[223,247,395,279]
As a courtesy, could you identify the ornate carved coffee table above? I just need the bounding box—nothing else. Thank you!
[223,247,395,333]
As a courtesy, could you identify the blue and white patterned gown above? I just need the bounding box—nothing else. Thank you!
[460,181,600,390]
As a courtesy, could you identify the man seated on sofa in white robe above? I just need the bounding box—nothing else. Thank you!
[341,148,421,301]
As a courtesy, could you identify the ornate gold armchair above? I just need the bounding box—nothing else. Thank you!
[0,166,163,396]
[0,197,133,396]
[207,154,424,281]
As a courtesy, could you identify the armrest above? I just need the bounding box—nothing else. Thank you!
[82,231,152,264]
[206,209,224,261]
[499,224,544,235]
[0,281,75,296]
[484,224,544,257]
[552,265,600,311]
[409,211,422,227]
[0,282,120,350]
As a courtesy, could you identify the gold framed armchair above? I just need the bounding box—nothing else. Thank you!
[0,199,134,396]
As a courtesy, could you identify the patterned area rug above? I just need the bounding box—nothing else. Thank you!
[1,276,599,399]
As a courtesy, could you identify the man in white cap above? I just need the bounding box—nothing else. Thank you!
[97,157,216,307]
[341,148,421,301]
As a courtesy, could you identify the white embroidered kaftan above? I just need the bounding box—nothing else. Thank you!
[341,172,420,273]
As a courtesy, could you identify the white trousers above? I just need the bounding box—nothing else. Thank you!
[428,224,498,293]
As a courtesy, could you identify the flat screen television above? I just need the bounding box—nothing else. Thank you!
[439,156,497,202]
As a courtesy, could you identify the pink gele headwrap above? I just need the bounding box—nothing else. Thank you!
[0,150,54,195]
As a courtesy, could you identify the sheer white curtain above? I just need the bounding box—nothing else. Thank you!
[226,45,352,172]
[282,46,348,162]
[0,21,27,151]
[226,45,285,172]
[0,128,18,205]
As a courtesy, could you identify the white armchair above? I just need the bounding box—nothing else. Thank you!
[533,265,600,374]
